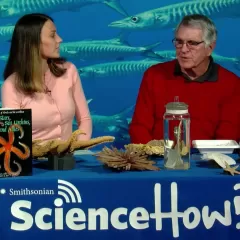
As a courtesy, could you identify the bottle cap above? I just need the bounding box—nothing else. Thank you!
[165,96,188,114]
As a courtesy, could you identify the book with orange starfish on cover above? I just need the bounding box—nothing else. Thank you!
[0,108,32,178]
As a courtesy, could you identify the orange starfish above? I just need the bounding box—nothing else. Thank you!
[0,124,30,176]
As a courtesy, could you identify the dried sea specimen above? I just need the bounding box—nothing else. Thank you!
[94,145,160,171]
[224,162,240,176]
[125,139,165,156]
[32,129,115,158]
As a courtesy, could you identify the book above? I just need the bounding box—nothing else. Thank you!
[0,108,32,178]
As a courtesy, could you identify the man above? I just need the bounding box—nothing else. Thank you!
[129,14,240,144]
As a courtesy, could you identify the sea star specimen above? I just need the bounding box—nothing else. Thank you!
[32,129,115,158]
[0,124,30,176]
[224,162,240,176]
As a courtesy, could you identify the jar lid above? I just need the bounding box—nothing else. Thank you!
[165,97,188,114]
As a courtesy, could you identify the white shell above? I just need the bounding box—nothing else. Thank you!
[201,153,236,169]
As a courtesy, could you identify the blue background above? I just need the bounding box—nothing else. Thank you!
[0,0,239,147]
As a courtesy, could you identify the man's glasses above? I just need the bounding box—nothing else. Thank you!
[172,38,204,49]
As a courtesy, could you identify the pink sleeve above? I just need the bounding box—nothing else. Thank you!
[71,64,92,140]
[1,78,21,108]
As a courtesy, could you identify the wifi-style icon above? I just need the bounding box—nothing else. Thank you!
[57,179,82,203]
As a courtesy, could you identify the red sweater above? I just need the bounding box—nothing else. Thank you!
[129,60,240,144]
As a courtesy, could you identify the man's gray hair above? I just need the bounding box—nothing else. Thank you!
[175,14,217,46]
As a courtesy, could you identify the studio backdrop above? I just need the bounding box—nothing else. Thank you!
[0,0,239,147]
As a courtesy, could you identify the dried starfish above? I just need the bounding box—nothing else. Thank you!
[32,129,86,157]
[69,136,115,152]
[32,129,115,158]
[53,129,86,154]
[32,139,55,158]
[224,162,240,176]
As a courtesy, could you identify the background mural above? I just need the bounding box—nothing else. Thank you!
[0,0,239,147]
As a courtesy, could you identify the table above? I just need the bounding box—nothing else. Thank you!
[0,152,240,240]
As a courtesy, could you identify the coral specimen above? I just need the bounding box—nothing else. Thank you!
[125,139,165,156]
[125,139,189,157]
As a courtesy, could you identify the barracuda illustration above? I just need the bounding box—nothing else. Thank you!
[86,99,93,104]
[127,117,132,125]
[0,0,128,18]
[0,55,8,61]
[0,24,14,41]
[79,58,161,78]
[155,50,176,60]
[212,53,240,69]
[109,0,240,31]
[73,104,134,139]
[155,50,240,69]
[60,35,162,60]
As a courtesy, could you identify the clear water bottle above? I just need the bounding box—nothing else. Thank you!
[163,97,190,170]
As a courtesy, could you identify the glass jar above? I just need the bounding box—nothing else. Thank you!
[163,97,190,170]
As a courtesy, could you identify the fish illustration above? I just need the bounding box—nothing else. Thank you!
[73,104,134,138]
[79,58,161,78]
[60,34,162,60]
[87,98,93,104]
[127,117,132,125]
[0,55,9,61]
[212,53,240,70]
[154,50,240,70]
[0,24,14,41]
[109,0,240,31]
[0,0,128,18]
[155,50,176,60]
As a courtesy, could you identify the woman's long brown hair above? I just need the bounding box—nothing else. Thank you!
[3,13,66,95]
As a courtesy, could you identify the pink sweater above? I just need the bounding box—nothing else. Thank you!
[1,62,92,141]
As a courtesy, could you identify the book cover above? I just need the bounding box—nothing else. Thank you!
[0,109,32,178]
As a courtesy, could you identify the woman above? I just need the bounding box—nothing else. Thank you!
[1,13,92,141]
